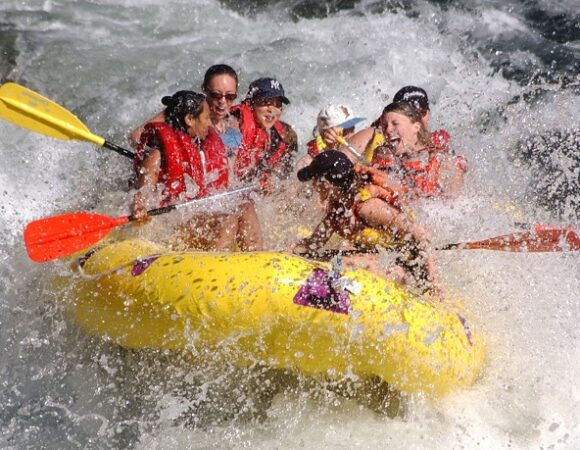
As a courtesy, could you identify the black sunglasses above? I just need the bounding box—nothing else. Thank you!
[207,91,237,102]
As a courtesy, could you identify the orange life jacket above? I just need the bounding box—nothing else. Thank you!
[369,150,445,199]
[430,129,468,173]
[135,122,228,205]
[368,126,468,199]
[431,129,450,152]
[401,153,444,198]
[355,167,407,206]
[428,129,468,174]
[367,127,453,155]
[231,102,288,182]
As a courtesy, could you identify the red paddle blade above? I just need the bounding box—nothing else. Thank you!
[463,226,580,252]
[24,212,129,263]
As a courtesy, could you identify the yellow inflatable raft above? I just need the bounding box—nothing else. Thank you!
[63,239,485,398]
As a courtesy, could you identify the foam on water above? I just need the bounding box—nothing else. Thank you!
[0,0,578,448]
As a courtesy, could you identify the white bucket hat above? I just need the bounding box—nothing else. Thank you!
[314,104,365,137]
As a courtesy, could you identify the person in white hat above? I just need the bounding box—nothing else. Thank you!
[299,104,365,169]
[313,104,364,136]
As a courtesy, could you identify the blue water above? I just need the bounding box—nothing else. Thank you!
[0,0,579,448]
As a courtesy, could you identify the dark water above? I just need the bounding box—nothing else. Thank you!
[220,0,579,85]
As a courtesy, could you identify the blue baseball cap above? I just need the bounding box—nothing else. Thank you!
[245,77,290,104]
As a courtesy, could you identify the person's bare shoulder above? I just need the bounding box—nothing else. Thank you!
[129,111,166,148]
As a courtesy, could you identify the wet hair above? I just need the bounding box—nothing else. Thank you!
[202,64,239,92]
[381,101,431,147]
[162,90,206,133]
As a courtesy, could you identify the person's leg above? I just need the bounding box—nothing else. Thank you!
[237,202,264,251]
[180,215,222,250]
[341,253,381,274]
[356,199,437,293]
[213,214,239,251]
[395,246,440,297]
[340,253,407,285]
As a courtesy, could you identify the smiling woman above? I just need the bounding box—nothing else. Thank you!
[129,64,242,153]
[201,64,239,131]
[231,77,298,184]
[132,90,219,213]
[381,101,432,155]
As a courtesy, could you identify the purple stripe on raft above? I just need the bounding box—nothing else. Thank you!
[293,268,350,314]
[131,255,160,276]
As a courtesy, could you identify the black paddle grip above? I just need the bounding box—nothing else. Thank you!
[103,140,135,159]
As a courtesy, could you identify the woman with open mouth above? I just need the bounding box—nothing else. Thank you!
[128,64,242,156]
[230,77,298,185]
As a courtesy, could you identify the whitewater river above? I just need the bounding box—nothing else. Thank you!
[1,0,578,448]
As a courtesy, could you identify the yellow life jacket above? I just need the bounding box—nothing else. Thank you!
[363,129,386,161]
[352,227,397,250]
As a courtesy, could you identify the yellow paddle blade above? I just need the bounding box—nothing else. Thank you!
[0,82,105,146]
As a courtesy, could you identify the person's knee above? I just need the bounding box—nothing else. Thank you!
[240,202,253,214]
[239,202,259,221]
[358,198,382,211]
[356,198,397,225]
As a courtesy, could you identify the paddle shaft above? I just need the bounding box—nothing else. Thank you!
[337,136,368,163]
[104,140,134,159]
[128,183,259,221]
[437,227,580,252]
[299,226,579,260]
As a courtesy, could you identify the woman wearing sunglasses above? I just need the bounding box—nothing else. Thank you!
[129,64,242,153]
[199,64,244,155]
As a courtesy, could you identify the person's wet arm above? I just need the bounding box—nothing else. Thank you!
[319,127,340,148]
[132,148,161,224]
[345,127,374,155]
[274,123,299,178]
[290,215,336,257]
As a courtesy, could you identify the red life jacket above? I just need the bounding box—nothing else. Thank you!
[431,129,450,152]
[306,138,322,158]
[231,102,287,181]
[201,128,230,192]
[135,122,228,205]
[305,135,337,158]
